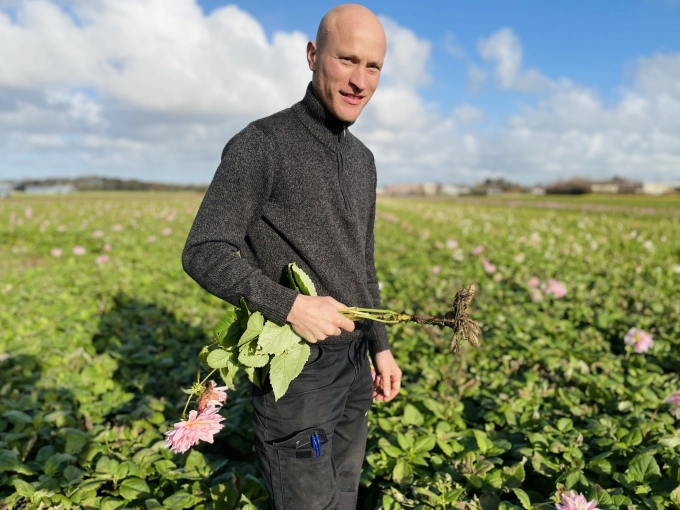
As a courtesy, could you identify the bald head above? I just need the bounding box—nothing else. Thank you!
[316,4,386,53]
[306,4,386,122]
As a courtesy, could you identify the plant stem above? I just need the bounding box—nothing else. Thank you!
[181,369,218,419]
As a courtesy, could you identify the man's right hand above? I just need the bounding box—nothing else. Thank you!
[286,294,355,343]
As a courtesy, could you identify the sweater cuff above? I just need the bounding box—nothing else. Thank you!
[248,280,300,327]
[366,322,390,356]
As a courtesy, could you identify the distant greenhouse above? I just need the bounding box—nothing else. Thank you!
[24,184,75,195]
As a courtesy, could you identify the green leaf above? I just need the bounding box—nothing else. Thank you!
[238,312,264,346]
[479,493,501,510]
[119,477,150,500]
[392,459,413,484]
[623,427,643,447]
[556,417,573,432]
[3,410,33,425]
[206,348,233,369]
[472,429,493,454]
[184,450,209,477]
[100,497,126,510]
[0,449,34,475]
[257,322,302,355]
[214,309,237,343]
[62,428,88,454]
[670,485,680,507]
[238,338,269,367]
[397,433,414,450]
[269,342,311,401]
[163,490,204,510]
[626,454,661,484]
[402,404,424,426]
[288,263,317,296]
[413,435,436,454]
[512,488,531,510]
[95,456,120,476]
[13,478,35,498]
[503,462,526,488]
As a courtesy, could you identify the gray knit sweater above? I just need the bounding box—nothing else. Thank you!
[182,83,390,354]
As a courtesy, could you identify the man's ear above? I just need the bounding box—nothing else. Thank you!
[306,41,317,71]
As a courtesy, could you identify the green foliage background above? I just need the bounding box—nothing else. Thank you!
[1,193,679,509]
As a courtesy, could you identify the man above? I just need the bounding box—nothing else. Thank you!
[182,4,401,509]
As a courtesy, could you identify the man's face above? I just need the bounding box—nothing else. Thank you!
[307,16,386,123]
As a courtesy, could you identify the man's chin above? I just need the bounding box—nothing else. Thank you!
[334,104,363,123]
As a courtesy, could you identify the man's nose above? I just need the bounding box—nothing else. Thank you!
[349,66,367,91]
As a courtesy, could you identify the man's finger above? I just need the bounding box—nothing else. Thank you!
[338,315,355,333]
[382,369,392,398]
[388,372,401,401]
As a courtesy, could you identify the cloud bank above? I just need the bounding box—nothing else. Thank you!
[0,1,678,185]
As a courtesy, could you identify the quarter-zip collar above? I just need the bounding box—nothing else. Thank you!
[293,82,353,151]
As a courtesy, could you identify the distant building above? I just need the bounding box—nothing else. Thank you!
[376,186,386,196]
[530,186,546,195]
[24,184,75,195]
[385,184,424,196]
[422,183,440,196]
[641,182,680,195]
[441,184,471,196]
[590,177,641,194]
[0,182,13,198]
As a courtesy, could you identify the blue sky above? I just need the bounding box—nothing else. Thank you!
[0,0,679,185]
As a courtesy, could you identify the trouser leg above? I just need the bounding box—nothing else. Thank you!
[251,340,371,510]
[333,340,373,510]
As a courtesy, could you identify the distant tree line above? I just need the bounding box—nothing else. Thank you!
[14,176,207,192]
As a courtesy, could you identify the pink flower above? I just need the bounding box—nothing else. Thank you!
[433,241,444,249]
[481,258,496,274]
[530,288,542,302]
[103,243,112,252]
[528,277,541,288]
[446,239,458,250]
[92,230,104,238]
[371,369,376,382]
[162,227,172,236]
[471,245,484,255]
[112,224,123,232]
[542,279,567,299]
[624,327,653,354]
[72,246,86,256]
[50,248,62,258]
[195,381,229,413]
[432,265,441,276]
[95,255,109,265]
[556,491,600,510]
[147,236,156,243]
[665,390,680,419]
[165,406,225,454]
[25,207,33,219]
[493,273,503,282]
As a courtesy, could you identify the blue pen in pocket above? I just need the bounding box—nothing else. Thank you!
[311,432,321,458]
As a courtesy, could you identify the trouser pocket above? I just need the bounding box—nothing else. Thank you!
[269,427,334,510]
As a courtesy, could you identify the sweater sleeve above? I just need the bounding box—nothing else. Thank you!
[364,166,391,355]
[182,124,299,326]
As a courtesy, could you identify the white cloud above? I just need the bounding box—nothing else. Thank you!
[444,32,466,59]
[477,28,553,93]
[452,104,484,126]
[467,65,487,94]
[379,16,432,87]
[0,2,678,186]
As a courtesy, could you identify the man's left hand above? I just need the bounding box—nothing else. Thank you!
[371,350,402,402]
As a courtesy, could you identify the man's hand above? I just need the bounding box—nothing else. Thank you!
[371,350,401,402]
[287,294,355,343]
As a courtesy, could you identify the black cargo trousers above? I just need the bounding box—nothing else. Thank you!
[251,338,374,510]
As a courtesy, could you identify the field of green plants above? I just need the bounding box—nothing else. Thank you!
[1,192,679,510]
